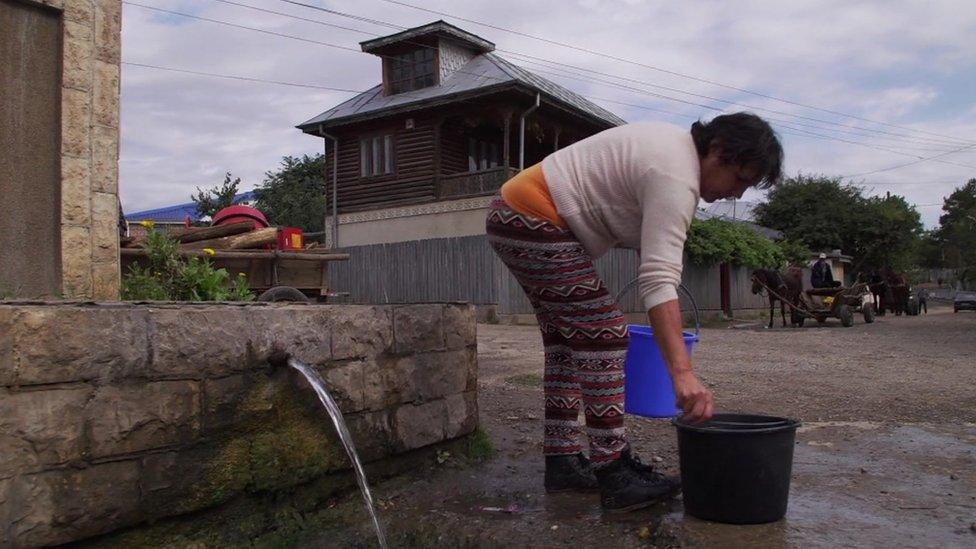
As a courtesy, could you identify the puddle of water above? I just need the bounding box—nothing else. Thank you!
[289,358,389,549]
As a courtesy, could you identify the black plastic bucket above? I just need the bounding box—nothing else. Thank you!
[673,413,800,524]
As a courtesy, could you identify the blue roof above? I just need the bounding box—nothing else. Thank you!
[125,191,256,223]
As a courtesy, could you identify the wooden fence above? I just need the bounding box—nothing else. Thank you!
[328,235,768,314]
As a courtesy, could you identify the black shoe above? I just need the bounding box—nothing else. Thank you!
[595,453,682,513]
[620,448,681,492]
[544,453,599,493]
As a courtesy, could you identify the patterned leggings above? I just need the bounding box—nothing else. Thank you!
[485,195,629,465]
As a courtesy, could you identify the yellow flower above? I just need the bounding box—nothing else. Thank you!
[203,248,216,256]
[139,220,156,230]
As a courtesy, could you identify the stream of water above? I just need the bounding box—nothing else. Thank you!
[288,358,389,549]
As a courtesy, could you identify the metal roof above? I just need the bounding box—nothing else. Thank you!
[705,200,759,223]
[298,52,625,131]
[360,20,494,54]
[695,208,783,240]
[124,191,256,223]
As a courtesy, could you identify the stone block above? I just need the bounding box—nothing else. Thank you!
[393,304,444,353]
[261,305,333,365]
[88,380,200,457]
[445,391,479,439]
[92,124,118,193]
[150,306,270,378]
[61,155,91,226]
[443,303,476,349]
[65,0,95,24]
[61,87,92,158]
[138,445,246,516]
[3,461,140,547]
[330,305,393,360]
[62,19,93,91]
[392,399,447,451]
[202,374,248,433]
[0,308,14,387]
[91,261,120,300]
[61,237,93,298]
[346,409,393,462]
[12,306,148,385]
[91,191,119,264]
[315,361,365,414]
[363,355,417,411]
[94,0,122,64]
[412,349,472,402]
[93,60,120,128]
[0,387,91,477]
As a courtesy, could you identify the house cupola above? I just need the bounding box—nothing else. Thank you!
[359,20,495,95]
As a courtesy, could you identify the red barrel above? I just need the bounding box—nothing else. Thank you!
[212,205,269,229]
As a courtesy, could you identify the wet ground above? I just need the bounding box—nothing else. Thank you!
[315,304,975,548]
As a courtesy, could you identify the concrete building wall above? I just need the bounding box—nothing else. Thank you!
[0,0,122,299]
[0,0,63,298]
[326,196,493,247]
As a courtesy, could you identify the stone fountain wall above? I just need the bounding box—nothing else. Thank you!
[0,302,478,547]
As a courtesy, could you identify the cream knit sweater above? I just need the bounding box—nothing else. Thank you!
[542,122,701,311]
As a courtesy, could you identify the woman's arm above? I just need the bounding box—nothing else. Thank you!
[647,299,714,423]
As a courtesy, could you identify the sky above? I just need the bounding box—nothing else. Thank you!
[119,0,976,227]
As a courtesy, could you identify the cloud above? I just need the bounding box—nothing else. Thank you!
[120,0,976,228]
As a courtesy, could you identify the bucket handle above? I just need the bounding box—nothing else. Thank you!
[615,278,701,336]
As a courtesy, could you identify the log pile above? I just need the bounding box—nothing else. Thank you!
[121,222,279,251]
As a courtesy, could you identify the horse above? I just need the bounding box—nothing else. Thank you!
[751,268,803,329]
[883,266,909,315]
[865,270,889,316]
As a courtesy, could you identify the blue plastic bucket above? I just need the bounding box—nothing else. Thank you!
[624,324,699,418]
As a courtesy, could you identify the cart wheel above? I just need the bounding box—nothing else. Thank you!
[257,286,310,303]
[862,303,875,324]
[838,304,854,327]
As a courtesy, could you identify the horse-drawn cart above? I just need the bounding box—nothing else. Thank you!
[793,283,875,327]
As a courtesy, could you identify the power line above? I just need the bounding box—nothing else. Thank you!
[270,0,971,152]
[122,61,365,92]
[840,143,976,178]
[374,0,976,145]
[130,1,976,179]
[503,51,967,150]
[212,0,377,36]
[124,1,361,52]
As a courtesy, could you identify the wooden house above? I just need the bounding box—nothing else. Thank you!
[297,20,624,248]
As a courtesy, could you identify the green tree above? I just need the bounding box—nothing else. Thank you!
[685,218,788,268]
[754,174,922,270]
[935,179,976,283]
[192,173,241,220]
[850,195,923,271]
[253,154,326,232]
[752,174,863,253]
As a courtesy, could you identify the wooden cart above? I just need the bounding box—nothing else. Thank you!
[121,248,350,301]
[792,282,875,327]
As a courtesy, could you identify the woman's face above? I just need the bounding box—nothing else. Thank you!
[699,147,760,203]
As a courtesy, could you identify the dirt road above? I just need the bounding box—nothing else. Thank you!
[306,305,975,548]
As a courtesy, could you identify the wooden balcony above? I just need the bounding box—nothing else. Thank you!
[439,167,517,199]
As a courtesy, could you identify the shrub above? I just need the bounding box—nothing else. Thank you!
[122,224,254,301]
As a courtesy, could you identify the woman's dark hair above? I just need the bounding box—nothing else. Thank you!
[691,112,784,189]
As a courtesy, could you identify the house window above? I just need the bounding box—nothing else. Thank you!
[468,138,499,172]
[389,48,436,94]
[360,135,394,177]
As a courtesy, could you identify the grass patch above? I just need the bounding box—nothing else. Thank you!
[465,427,497,462]
[505,373,543,387]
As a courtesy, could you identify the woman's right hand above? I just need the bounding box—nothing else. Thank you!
[673,370,714,423]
